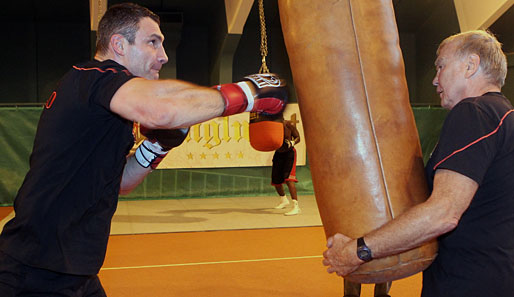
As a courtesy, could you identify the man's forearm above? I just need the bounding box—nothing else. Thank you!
[364,200,448,259]
[364,169,478,259]
[119,155,152,195]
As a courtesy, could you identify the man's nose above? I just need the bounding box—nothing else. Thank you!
[158,48,168,65]
[432,74,439,86]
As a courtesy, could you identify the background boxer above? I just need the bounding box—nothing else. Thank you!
[272,119,301,216]
[0,3,287,296]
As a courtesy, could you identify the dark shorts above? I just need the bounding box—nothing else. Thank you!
[271,148,298,185]
[0,251,106,297]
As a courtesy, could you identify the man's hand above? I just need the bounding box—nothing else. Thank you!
[322,233,363,277]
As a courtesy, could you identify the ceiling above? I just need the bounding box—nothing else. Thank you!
[1,0,512,53]
[490,4,514,54]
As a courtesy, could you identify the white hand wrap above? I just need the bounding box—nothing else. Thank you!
[135,139,169,169]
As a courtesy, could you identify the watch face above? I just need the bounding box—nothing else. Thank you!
[358,249,370,259]
[357,246,372,261]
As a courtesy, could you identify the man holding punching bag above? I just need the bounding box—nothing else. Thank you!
[0,3,287,295]
[323,30,514,297]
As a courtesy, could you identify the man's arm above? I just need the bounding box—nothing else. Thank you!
[119,127,190,194]
[322,169,478,276]
[119,154,152,195]
[285,121,301,144]
[111,78,223,130]
[290,124,300,144]
[111,73,288,130]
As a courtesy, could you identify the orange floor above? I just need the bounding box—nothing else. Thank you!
[0,205,422,296]
[100,227,422,297]
[0,206,13,221]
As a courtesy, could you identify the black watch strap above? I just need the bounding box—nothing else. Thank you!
[356,237,373,262]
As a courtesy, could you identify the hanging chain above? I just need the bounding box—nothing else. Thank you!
[97,0,103,27]
[258,0,270,73]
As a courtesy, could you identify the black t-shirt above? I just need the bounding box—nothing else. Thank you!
[422,92,514,297]
[0,60,135,275]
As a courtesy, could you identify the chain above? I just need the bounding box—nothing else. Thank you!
[258,0,270,73]
[97,0,103,27]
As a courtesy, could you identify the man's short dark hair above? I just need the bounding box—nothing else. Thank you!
[95,2,160,55]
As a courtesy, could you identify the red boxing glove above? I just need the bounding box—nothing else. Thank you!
[214,73,288,117]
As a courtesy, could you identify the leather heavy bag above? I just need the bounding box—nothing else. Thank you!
[278,0,438,283]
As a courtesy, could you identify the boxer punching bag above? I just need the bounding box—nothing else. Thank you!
[279,0,438,283]
[249,0,283,152]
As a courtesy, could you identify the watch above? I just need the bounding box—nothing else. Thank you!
[356,237,373,262]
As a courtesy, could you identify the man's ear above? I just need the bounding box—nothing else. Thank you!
[110,34,126,56]
[465,53,480,78]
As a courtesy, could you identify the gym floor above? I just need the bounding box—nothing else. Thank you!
[0,195,422,296]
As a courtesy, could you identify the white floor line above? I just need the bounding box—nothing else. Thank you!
[101,255,323,271]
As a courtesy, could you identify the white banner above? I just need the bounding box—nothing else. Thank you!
[133,104,306,169]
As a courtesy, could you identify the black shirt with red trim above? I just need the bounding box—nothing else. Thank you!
[0,60,136,275]
[422,92,514,297]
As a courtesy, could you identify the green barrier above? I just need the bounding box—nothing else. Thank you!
[412,106,448,164]
[0,107,41,205]
[0,106,447,205]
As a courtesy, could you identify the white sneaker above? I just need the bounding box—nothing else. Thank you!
[284,201,301,216]
[274,196,290,209]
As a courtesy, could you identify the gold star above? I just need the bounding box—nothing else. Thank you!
[237,151,244,159]
[187,152,194,160]
[225,152,232,159]
[200,153,207,159]
[213,152,220,159]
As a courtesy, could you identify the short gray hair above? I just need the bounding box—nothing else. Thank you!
[437,30,507,87]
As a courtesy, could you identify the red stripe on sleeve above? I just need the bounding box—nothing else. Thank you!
[73,65,118,73]
[72,65,131,76]
[433,109,514,170]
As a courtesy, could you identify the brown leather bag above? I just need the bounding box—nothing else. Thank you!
[279,0,438,283]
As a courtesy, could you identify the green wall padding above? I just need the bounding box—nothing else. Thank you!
[412,106,448,164]
[120,166,314,201]
[0,106,447,205]
[0,107,41,205]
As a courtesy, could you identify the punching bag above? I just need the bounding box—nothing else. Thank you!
[278,0,438,283]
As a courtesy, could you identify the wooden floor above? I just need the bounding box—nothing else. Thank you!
[0,196,423,296]
[100,227,422,297]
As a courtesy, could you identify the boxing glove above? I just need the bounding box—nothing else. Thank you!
[135,127,189,169]
[214,73,288,117]
[140,126,189,150]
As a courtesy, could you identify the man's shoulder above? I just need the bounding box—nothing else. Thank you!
[451,93,511,121]
[459,92,511,110]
